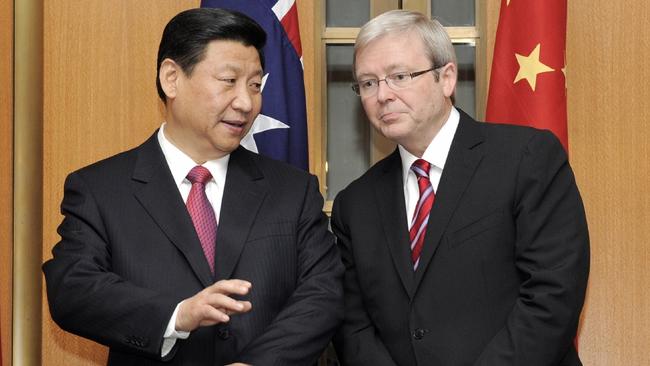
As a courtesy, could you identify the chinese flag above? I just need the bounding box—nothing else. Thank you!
[486,0,568,151]
[486,0,579,349]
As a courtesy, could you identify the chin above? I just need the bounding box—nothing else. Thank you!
[380,125,411,141]
[221,144,241,154]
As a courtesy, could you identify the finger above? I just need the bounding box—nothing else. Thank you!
[238,300,252,313]
[199,304,230,326]
[208,279,252,295]
[176,299,229,331]
[207,293,251,314]
[221,301,252,315]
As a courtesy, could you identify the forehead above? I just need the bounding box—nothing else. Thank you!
[199,39,262,71]
[354,32,429,77]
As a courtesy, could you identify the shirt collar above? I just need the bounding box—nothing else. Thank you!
[399,106,460,179]
[157,123,229,189]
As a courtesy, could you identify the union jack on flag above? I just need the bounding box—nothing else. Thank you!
[201,0,309,170]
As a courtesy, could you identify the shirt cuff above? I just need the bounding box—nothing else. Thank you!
[161,302,191,358]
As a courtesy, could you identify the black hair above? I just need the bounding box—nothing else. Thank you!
[156,8,266,102]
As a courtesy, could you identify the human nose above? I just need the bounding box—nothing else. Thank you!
[231,84,254,112]
[375,78,395,102]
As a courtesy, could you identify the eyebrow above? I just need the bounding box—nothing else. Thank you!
[356,63,409,80]
[218,64,263,78]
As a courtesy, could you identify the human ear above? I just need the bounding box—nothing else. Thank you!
[159,58,180,99]
[439,62,458,98]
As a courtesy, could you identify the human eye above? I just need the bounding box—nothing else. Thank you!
[218,77,237,86]
[359,79,377,90]
[391,72,410,82]
[249,80,262,93]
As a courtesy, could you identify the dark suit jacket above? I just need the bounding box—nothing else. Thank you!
[331,110,589,366]
[43,132,344,365]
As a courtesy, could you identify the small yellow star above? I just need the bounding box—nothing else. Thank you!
[507,0,511,5]
[514,43,554,91]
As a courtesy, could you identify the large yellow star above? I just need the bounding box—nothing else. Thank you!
[514,43,554,91]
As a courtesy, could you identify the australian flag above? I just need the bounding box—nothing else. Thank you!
[201,0,309,170]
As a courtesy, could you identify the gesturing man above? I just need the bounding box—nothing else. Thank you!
[44,8,343,366]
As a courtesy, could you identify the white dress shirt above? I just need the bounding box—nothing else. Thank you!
[399,107,460,228]
[156,123,230,357]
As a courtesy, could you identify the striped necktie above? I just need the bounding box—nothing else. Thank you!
[409,159,435,270]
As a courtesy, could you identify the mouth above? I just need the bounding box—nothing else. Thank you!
[221,120,247,134]
[379,111,402,122]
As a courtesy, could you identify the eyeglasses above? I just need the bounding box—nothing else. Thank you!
[351,67,440,97]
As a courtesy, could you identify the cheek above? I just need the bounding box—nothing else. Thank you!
[368,118,382,131]
[190,83,215,102]
[252,96,262,114]
[410,92,437,114]
[361,99,378,117]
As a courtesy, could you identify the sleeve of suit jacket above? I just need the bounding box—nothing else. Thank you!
[331,192,399,366]
[237,175,345,365]
[43,171,179,359]
[474,130,590,365]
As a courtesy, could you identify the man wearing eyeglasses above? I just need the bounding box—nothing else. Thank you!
[331,10,589,366]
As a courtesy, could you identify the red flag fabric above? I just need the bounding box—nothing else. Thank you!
[486,0,578,349]
[486,0,568,151]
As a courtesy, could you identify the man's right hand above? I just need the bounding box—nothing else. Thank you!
[175,279,252,332]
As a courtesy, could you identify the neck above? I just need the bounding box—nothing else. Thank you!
[163,124,219,165]
[404,106,452,157]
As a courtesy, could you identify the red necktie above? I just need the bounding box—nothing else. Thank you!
[409,159,435,270]
[186,166,217,275]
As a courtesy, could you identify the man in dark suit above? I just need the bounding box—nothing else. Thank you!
[43,8,343,365]
[332,10,589,366]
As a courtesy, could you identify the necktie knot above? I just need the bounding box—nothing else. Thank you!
[187,166,212,185]
[411,159,431,179]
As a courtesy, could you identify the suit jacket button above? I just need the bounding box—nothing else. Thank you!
[412,328,427,340]
[218,328,230,340]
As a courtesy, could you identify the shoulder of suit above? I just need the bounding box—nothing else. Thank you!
[235,146,313,182]
[66,133,157,183]
[459,120,565,168]
[469,118,552,148]
[334,150,397,201]
[71,144,140,178]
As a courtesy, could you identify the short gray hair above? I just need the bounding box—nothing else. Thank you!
[354,10,456,74]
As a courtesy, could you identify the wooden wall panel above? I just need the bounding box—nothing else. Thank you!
[297,1,322,181]
[42,2,198,365]
[481,0,500,108]
[567,1,650,365]
[1,0,13,364]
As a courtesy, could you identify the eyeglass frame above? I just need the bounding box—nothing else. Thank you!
[351,65,443,97]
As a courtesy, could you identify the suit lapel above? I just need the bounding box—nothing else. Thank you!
[375,150,416,298]
[414,112,486,290]
[132,132,214,288]
[214,147,267,281]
